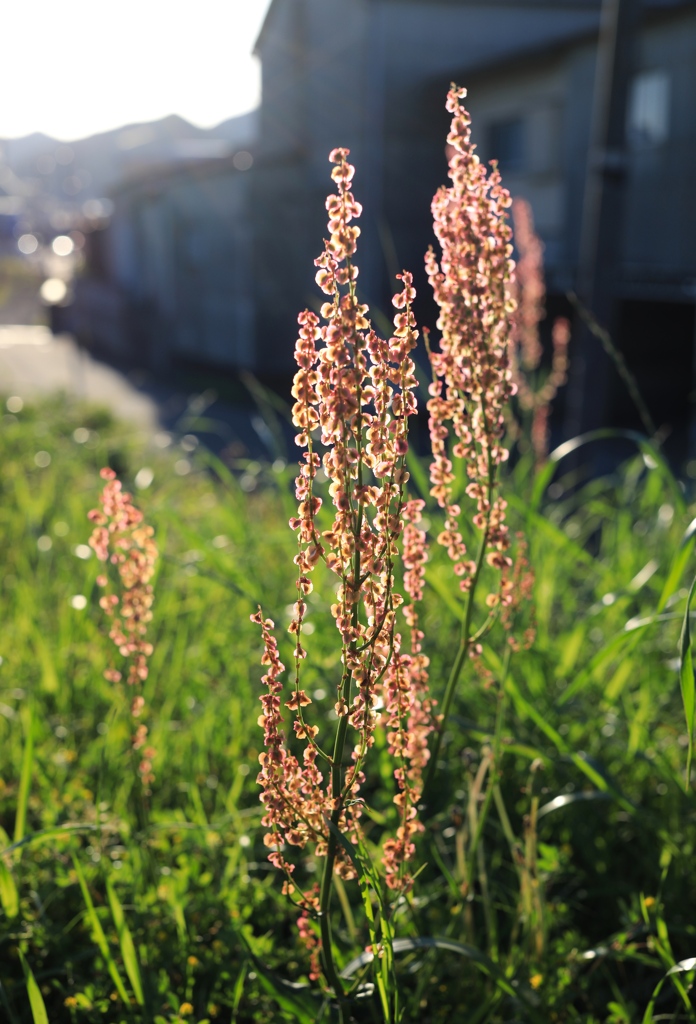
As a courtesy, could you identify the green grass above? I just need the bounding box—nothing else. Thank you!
[1,394,696,1023]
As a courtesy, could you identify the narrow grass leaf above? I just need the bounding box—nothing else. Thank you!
[1,823,100,857]
[427,564,466,618]
[235,926,319,1023]
[642,960,696,1024]
[231,958,248,1021]
[532,429,680,513]
[505,678,633,811]
[253,972,318,1024]
[13,703,34,848]
[557,629,644,706]
[18,949,48,1024]
[32,628,58,694]
[72,855,130,1004]
[679,573,696,785]
[537,791,613,819]
[405,448,431,502]
[0,860,19,918]
[658,530,696,613]
[342,937,531,1003]
[106,879,145,1005]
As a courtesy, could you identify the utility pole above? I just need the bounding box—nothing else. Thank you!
[565,0,642,438]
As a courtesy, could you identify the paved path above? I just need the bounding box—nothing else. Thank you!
[0,326,160,430]
[0,325,284,460]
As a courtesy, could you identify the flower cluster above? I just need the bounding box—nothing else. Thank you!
[88,468,158,786]
[381,498,433,890]
[425,85,516,598]
[253,147,434,961]
[509,197,569,464]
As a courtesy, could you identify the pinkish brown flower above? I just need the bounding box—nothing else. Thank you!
[252,147,436,979]
[509,198,569,465]
[88,468,158,787]
[425,85,516,601]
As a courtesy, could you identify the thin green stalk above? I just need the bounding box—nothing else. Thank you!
[423,527,488,798]
[318,298,364,999]
[465,648,511,882]
[318,699,351,998]
[567,290,657,439]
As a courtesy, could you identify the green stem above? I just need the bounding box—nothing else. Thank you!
[465,646,511,884]
[423,526,488,798]
[319,305,365,996]
[318,707,350,998]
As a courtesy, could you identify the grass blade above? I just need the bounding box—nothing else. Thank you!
[657,527,696,613]
[679,574,696,787]
[405,447,431,502]
[230,958,249,1022]
[13,702,34,850]
[106,879,145,1005]
[505,676,634,813]
[18,949,48,1024]
[0,859,19,918]
[341,936,533,1004]
[72,855,130,1005]
[531,428,681,513]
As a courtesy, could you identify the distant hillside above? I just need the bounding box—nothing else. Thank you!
[0,110,258,206]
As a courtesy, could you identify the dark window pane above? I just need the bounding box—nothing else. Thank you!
[488,117,525,173]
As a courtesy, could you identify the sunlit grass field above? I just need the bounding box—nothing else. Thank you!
[2,394,696,1023]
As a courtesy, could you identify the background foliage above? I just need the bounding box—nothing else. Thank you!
[1,394,696,1023]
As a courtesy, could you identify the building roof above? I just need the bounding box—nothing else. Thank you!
[254,0,695,56]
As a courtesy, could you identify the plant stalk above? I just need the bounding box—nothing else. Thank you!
[423,526,489,799]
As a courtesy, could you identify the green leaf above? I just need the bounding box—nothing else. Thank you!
[106,879,145,1005]
[0,823,99,857]
[72,855,130,1005]
[341,936,534,1004]
[557,628,645,706]
[427,564,466,619]
[657,520,696,613]
[236,931,319,1024]
[537,791,613,820]
[0,859,19,918]
[505,677,634,814]
[253,971,319,1024]
[231,958,248,1021]
[18,949,48,1024]
[678,573,696,787]
[405,448,430,502]
[13,703,34,850]
[531,429,681,514]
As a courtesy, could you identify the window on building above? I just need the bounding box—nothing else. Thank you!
[488,117,525,173]
[627,70,670,146]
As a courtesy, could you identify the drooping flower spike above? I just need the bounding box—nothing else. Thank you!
[426,84,517,604]
[509,197,569,465]
[253,147,435,975]
[88,468,158,786]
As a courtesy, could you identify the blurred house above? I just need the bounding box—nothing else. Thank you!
[252,0,605,373]
[72,0,696,445]
[72,153,255,370]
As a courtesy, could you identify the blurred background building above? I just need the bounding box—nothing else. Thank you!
[2,0,696,453]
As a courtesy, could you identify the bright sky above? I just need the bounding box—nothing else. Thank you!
[0,0,274,141]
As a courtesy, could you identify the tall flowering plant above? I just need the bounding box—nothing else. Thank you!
[253,85,535,1012]
[88,468,158,789]
[251,147,433,1008]
[422,86,535,781]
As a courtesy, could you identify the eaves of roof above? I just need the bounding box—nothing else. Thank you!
[423,0,696,87]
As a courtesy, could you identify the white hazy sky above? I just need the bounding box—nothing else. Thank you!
[1,0,274,141]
